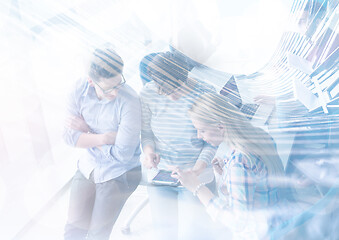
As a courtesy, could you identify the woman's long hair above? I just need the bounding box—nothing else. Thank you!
[188,92,284,177]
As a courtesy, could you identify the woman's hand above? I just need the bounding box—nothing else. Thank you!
[212,157,224,175]
[173,168,216,207]
[66,115,91,133]
[171,168,200,192]
[143,146,160,169]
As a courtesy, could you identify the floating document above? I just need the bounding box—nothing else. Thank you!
[287,52,314,74]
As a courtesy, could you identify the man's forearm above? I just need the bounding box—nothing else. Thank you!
[75,131,117,149]
[75,133,105,148]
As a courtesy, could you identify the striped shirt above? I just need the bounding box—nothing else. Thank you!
[207,149,279,238]
[140,80,216,172]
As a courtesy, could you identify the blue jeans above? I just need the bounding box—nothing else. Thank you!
[147,181,217,240]
[64,166,141,240]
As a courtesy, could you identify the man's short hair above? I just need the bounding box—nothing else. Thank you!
[89,46,124,81]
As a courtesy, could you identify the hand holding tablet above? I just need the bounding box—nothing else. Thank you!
[152,170,180,186]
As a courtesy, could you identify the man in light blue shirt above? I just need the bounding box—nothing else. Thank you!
[63,45,141,240]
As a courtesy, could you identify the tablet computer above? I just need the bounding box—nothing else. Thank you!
[152,170,180,186]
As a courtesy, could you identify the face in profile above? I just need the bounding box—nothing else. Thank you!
[148,52,189,101]
[191,118,224,146]
[90,74,125,101]
[167,89,185,101]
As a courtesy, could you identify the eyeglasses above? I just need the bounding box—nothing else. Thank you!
[93,74,126,94]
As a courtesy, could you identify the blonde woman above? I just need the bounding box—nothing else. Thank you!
[172,92,284,239]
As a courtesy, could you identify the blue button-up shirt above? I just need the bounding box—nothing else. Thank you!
[63,78,141,183]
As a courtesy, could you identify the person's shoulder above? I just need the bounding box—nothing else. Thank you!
[119,84,140,101]
[117,85,141,111]
[71,77,89,97]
